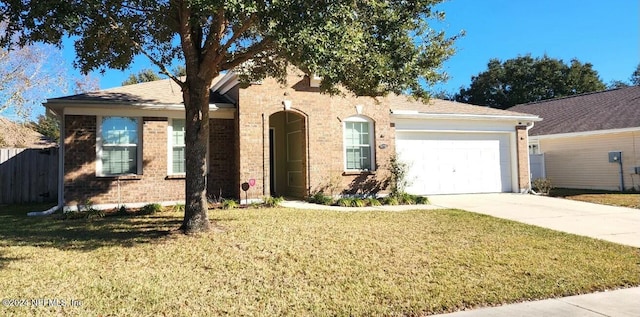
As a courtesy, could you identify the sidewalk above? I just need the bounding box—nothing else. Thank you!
[434,287,640,317]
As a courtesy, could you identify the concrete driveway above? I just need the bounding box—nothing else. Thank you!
[429,193,640,248]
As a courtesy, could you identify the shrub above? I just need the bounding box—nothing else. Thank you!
[115,205,129,216]
[352,198,366,207]
[383,196,399,206]
[337,197,353,207]
[140,203,163,215]
[62,210,87,220]
[221,199,238,210]
[398,192,416,205]
[171,204,185,213]
[249,201,263,209]
[366,197,382,206]
[533,178,553,195]
[263,196,284,208]
[389,155,411,196]
[415,196,430,205]
[77,200,104,219]
[309,192,334,205]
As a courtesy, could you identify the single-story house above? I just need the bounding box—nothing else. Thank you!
[509,86,640,191]
[46,69,540,210]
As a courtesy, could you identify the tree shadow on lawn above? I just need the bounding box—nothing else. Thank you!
[0,209,183,252]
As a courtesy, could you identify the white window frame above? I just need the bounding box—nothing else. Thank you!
[343,115,375,172]
[529,139,541,154]
[168,118,186,175]
[96,116,142,176]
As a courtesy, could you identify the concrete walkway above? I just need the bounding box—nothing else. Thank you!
[435,287,640,317]
[282,194,640,317]
[429,193,640,248]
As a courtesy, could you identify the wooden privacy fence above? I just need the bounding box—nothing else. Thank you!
[0,147,58,204]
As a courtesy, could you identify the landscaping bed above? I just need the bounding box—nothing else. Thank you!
[1,204,639,316]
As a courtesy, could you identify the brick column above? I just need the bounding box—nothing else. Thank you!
[516,125,530,192]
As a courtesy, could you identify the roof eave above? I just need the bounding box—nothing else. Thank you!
[390,111,541,122]
[44,100,235,114]
[531,126,640,139]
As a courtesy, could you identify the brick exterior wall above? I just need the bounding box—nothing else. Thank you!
[208,118,238,199]
[237,70,395,200]
[516,125,531,191]
[61,73,532,206]
[63,115,238,208]
[63,115,184,207]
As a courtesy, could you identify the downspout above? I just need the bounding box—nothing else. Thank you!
[28,109,64,216]
[522,121,535,194]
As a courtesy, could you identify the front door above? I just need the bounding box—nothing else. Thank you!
[268,111,307,198]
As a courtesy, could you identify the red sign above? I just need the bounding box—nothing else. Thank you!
[249,179,256,187]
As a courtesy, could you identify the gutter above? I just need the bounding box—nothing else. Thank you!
[390,110,541,122]
[523,121,536,195]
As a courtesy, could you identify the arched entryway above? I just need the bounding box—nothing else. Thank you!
[268,111,307,198]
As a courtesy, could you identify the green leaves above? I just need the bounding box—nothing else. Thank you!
[2,0,456,99]
[456,55,607,109]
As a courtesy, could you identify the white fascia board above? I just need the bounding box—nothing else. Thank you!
[390,111,541,122]
[211,71,238,93]
[48,101,236,119]
[533,127,640,140]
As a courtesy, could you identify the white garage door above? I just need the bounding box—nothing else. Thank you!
[396,132,512,195]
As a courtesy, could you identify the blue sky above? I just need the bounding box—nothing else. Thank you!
[64,0,639,94]
[430,0,639,94]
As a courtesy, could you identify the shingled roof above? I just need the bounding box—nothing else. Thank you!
[0,116,56,148]
[45,69,539,121]
[508,86,640,136]
[47,74,229,105]
[389,95,539,119]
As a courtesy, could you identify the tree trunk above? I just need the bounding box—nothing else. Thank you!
[180,79,212,234]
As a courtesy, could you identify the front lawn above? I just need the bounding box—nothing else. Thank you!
[1,205,639,316]
[550,188,640,209]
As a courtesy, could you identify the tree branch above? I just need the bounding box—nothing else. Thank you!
[121,2,159,14]
[105,14,185,89]
[221,15,258,54]
[220,39,273,71]
[201,6,226,60]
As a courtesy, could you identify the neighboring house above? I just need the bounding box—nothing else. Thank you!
[46,69,539,210]
[509,86,640,191]
[0,116,56,148]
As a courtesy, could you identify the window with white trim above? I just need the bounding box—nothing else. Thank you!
[170,119,186,174]
[343,116,375,171]
[98,117,140,176]
[529,140,540,154]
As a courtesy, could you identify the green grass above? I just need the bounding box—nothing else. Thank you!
[1,204,639,316]
[551,188,640,209]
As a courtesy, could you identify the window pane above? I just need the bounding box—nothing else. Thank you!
[173,147,185,174]
[172,119,186,146]
[102,146,137,175]
[346,147,360,170]
[359,130,369,145]
[344,119,373,170]
[101,117,138,175]
[102,117,138,144]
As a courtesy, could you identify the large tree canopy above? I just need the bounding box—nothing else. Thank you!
[455,55,606,109]
[1,0,458,233]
